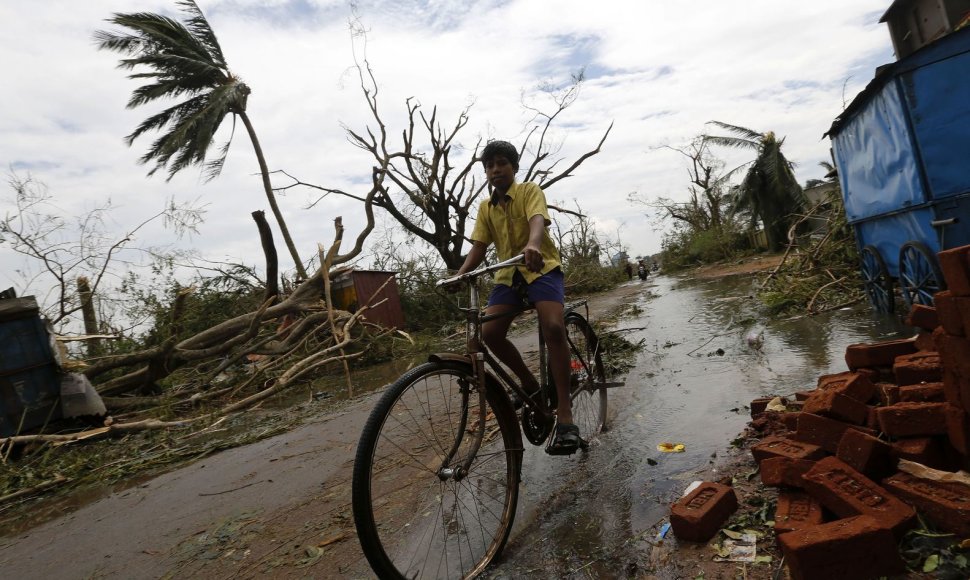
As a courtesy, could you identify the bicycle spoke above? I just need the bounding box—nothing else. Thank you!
[354,363,518,579]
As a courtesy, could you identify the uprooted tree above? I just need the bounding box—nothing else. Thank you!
[275,27,612,270]
[0,165,384,447]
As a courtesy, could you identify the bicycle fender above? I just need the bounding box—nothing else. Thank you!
[428,352,472,365]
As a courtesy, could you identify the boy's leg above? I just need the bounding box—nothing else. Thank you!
[482,305,541,394]
[534,301,572,425]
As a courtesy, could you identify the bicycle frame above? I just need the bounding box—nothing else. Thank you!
[438,256,553,404]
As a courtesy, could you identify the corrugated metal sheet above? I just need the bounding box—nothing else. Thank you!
[331,270,405,330]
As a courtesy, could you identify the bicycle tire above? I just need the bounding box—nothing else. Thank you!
[352,361,521,579]
[564,313,608,436]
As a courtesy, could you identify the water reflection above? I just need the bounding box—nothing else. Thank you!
[488,272,911,578]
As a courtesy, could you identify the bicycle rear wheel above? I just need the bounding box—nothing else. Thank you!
[564,313,608,436]
[352,361,520,579]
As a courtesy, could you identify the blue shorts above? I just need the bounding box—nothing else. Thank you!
[487,268,564,306]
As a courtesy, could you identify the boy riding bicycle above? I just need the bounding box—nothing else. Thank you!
[451,140,580,454]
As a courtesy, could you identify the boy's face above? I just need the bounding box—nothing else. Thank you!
[485,155,515,193]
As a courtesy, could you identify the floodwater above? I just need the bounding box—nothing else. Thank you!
[486,272,910,578]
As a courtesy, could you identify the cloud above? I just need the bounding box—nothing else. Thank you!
[1,0,896,293]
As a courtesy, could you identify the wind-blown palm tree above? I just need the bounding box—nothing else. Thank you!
[704,122,805,251]
[95,0,307,279]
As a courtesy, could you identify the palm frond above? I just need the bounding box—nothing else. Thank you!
[177,0,226,67]
[96,2,241,181]
[702,134,759,151]
[707,121,763,141]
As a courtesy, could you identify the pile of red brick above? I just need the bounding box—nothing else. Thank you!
[670,245,970,580]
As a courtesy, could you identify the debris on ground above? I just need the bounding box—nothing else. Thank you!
[667,244,970,579]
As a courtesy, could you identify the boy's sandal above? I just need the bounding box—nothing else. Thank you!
[546,423,583,456]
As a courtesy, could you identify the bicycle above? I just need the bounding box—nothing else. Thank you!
[351,254,623,579]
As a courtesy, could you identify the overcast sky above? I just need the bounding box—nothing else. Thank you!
[1,0,896,300]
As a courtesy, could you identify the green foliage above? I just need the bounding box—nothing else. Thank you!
[564,258,625,295]
[95,0,246,181]
[899,527,969,579]
[705,122,806,251]
[758,188,863,316]
[659,225,751,272]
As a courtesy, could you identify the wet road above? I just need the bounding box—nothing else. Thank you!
[0,272,910,579]
[488,273,909,578]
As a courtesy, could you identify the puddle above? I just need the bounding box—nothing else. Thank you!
[487,272,910,578]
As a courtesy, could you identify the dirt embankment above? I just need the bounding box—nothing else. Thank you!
[691,253,785,280]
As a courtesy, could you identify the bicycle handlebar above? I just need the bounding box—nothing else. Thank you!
[436,254,525,288]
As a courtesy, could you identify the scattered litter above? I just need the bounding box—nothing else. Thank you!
[646,457,658,466]
[745,329,765,350]
[682,480,703,497]
[765,397,786,412]
[656,522,671,540]
[713,530,758,562]
[657,442,685,453]
[897,459,970,486]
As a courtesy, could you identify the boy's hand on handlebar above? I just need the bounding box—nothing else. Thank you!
[523,246,543,273]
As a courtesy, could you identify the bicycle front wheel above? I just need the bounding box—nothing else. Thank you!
[565,313,608,436]
[352,361,520,579]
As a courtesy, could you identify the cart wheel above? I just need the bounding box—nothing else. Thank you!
[860,245,894,314]
[898,241,945,311]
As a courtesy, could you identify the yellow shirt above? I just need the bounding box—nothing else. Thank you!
[470,181,562,286]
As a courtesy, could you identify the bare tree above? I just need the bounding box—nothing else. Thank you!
[275,23,611,270]
[0,173,203,330]
[632,137,732,233]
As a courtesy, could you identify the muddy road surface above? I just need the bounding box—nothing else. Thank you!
[0,272,908,579]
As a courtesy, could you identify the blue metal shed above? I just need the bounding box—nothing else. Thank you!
[828,23,970,312]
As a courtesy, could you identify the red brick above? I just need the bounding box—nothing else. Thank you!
[801,457,916,536]
[818,372,876,403]
[793,390,813,402]
[945,404,970,455]
[892,437,947,470]
[906,303,939,332]
[934,291,965,336]
[845,338,916,370]
[778,515,906,580]
[959,295,970,338]
[914,330,936,351]
[937,333,970,391]
[751,435,826,463]
[817,369,874,388]
[876,382,900,406]
[669,482,738,542]
[941,366,965,408]
[876,402,948,437]
[937,245,970,296]
[802,389,868,424]
[893,351,942,385]
[782,411,801,431]
[836,429,894,480]
[774,491,824,535]
[760,457,815,488]
[898,382,945,402]
[865,405,880,430]
[749,397,772,417]
[794,412,876,454]
[883,471,970,536]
